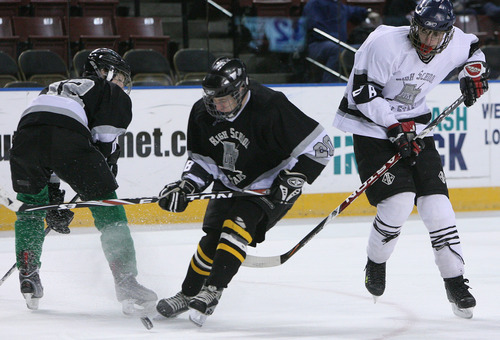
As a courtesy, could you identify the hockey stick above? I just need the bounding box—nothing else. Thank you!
[243,95,466,268]
[306,57,349,82]
[0,193,79,287]
[0,189,270,212]
[308,28,358,82]
[312,28,358,53]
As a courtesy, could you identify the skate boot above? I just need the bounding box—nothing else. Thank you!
[444,275,476,319]
[365,258,386,302]
[188,285,223,327]
[18,250,43,310]
[115,273,158,317]
[19,266,44,310]
[156,291,191,318]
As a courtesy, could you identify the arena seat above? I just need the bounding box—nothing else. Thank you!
[18,49,69,86]
[0,16,19,59]
[123,49,174,86]
[67,16,120,53]
[12,16,69,64]
[173,48,216,81]
[114,17,170,57]
[0,50,19,87]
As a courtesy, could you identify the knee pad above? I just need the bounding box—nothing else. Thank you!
[417,194,456,232]
[377,192,415,227]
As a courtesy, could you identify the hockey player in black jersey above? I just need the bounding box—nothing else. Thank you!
[333,0,489,319]
[156,57,333,326]
[9,48,157,314]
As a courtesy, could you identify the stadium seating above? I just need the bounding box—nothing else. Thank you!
[345,0,385,14]
[71,48,91,77]
[18,49,69,86]
[76,0,117,17]
[114,16,170,57]
[0,16,19,59]
[481,45,500,79]
[29,0,69,17]
[173,48,216,81]
[4,80,43,88]
[0,50,19,87]
[12,16,69,64]
[252,0,295,17]
[67,16,119,53]
[123,49,174,86]
[0,0,22,17]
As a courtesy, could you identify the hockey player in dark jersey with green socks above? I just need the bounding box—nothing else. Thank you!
[10,48,157,315]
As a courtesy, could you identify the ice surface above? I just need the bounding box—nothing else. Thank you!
[1,212,500,339]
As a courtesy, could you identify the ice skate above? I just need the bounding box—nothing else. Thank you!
[365,258,386,303]
[188,285,223,327]
[115,273,158,317]
[19,267,43,310]
[156,291,191,318]
[444,275,476,319]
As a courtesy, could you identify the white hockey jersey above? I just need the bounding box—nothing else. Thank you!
[333,25,485,139]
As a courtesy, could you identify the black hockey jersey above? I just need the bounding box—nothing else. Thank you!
[184,82,333,191]
[17,76,131,158]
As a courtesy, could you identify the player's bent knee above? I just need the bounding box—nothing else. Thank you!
[218,219,252,263]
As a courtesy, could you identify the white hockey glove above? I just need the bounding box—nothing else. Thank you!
[459,61,489,107]
[270,169,307,206]
[46,182,74,234]
[158,179,197,213]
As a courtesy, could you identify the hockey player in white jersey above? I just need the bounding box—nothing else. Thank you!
[333,0,489,318]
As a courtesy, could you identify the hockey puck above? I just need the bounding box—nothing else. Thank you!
[140,317,153,330]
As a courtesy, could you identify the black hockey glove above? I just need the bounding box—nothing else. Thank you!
[387,121,425,167]
[158,179,197,213]
[46,182,74,234]
[459,61,489,107]
[270,169,307,206]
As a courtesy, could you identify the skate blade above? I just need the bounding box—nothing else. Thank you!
[451,303,474,319]
[371,294,379,304]
[23,293,40,310]
[122,299,156,317]
[189,309,208,327]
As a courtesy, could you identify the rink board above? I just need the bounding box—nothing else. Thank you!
[0,82,499,229]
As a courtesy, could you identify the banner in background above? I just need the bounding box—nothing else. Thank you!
[0,83,498,201]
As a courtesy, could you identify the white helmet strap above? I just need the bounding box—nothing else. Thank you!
[106,67,115,81]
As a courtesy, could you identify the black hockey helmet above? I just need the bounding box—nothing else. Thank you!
[83,48,132,93]
[409,0,455,59]
[202,57,249,121]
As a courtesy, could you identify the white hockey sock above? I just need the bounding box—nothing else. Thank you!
[417,195,465,278]
[367,192,415,264]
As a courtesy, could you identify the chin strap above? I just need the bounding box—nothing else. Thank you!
[106,67,115,81]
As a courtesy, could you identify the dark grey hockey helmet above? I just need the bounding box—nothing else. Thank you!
[409,0,455,59]
[84,48,132,93]
[202,57,249,121]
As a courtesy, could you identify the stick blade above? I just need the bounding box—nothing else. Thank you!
[243,255,282,268]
